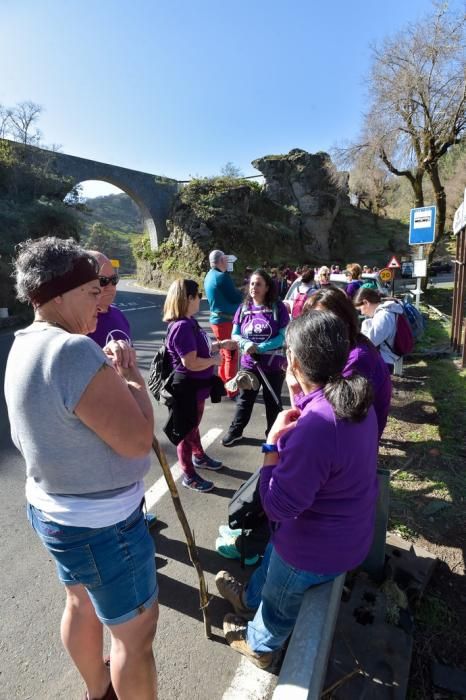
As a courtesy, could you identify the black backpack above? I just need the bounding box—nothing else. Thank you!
[148,325,176,406]
[228,471,267,566]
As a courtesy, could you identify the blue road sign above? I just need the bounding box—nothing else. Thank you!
[409,206,436,245]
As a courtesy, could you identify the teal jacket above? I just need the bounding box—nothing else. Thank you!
[204,268,243,324]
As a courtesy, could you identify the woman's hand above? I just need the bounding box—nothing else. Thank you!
[267,407,301,444]
[244,343,258,355]
[286,365,302,404]
[103,340,135,370]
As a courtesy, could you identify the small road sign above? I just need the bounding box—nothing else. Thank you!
[409,206,436,245]
[379,268,392,283]
[387,256,401,269]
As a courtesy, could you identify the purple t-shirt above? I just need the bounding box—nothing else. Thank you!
[88,305,131,348]
[343,340,392,439]
[346,280,363,299]
[166,317,213,400]
[259,388,378,573]
[233,301,289,372]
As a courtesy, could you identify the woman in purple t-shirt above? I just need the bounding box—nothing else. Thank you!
[222,269,289,447]
[163,279,237,492]
[304,286,392,439]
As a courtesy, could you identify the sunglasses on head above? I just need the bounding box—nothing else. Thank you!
[99,274,119,287]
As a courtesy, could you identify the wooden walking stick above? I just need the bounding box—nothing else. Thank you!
[151,436,212,639]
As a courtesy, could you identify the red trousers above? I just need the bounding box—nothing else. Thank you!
[211,321,238,394]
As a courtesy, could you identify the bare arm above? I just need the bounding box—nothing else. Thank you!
[74,364,154,458]
[181,350,222,372]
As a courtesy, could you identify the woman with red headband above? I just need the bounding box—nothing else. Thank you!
[5,237,158,700]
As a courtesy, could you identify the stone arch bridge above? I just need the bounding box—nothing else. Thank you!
[3,139,179,248]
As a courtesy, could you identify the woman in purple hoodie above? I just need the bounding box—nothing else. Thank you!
[304,287,392,439]
[216,311,379,668]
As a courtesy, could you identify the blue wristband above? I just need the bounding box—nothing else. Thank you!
[261,443,278,453]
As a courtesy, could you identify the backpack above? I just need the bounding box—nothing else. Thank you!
[385,307,414,357]
[147,325,175,406]
[291,291,309,319]
[402,301,426,340]
[228,470,267,568]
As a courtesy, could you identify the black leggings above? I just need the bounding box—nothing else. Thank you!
[230,369,285,436]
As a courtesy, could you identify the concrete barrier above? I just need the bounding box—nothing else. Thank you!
[273,574,346,700]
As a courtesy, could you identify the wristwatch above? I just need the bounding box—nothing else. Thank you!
[261,443,278,453]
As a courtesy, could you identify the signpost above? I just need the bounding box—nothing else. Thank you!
[379,268,392,284]
[386,257,400,296]
[409,205,437,309]
[409,206,436,245]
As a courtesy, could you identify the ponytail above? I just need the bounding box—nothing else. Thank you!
[286,311,373,423]
[324,373,373,422]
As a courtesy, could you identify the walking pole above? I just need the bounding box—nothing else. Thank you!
[252,358,283,409]
[151,435,212,639]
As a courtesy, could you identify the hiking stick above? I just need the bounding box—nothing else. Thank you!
[151,436,212,639]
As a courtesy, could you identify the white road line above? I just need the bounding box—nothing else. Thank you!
[144,428,222,509]
[121,304,160,313]
[222,658,276,700]
[145,426,275,700]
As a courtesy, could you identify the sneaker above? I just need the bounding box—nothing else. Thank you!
[215,570,256,620]
[222,428,243,447]
[192,454,223,471]
[218,524,242,539]
[182,474,214,492]
[223,614,275,669]
[216,537,259,566]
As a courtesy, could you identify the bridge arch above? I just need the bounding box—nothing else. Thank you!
[3,139,178,248]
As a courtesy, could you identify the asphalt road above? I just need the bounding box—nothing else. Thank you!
[0,280,278,700]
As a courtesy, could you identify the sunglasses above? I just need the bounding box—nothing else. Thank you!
[99,274,119,287]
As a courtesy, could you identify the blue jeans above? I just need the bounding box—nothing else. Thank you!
[244,544,339,653]
[27,502,158,626]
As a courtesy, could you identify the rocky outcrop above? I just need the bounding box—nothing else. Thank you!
[134,148,408,290]
[252,149,349,260]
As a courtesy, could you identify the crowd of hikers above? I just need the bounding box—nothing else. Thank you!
[4,238,419,699]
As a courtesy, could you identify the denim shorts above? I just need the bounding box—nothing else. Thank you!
[27,501,158,626]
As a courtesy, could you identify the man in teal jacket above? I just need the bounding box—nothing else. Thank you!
[204,250,242,395]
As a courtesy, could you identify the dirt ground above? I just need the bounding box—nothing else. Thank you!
[379,357,466,699]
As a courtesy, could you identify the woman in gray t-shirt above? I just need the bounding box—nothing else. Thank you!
[4,237,158,700]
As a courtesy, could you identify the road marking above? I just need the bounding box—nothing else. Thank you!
[145,427,276,700]
[121,304,160,313]
[222,658,276,700]
[144,428,222,509]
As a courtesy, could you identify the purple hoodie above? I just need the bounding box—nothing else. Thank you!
[259,388,378,573]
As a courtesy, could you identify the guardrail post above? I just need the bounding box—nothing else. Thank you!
[361,467,390,581]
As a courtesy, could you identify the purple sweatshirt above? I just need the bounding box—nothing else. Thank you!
[88,305,131,348]
[344,340,392,439]
[259,388,378,573]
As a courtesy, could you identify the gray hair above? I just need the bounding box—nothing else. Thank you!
[14,237,91,303]
[209,249,225,267]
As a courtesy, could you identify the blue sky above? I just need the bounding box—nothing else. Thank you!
[1,0,438,197]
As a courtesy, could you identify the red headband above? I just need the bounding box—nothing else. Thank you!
[30,256,100,307]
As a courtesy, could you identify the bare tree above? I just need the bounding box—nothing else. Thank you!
[349,153,391,215]
[336,3,466,256]
[8,101,43,145]
[0,104,11,139]
[220,161,243,178]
